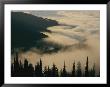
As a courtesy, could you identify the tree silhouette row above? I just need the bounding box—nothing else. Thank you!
[11,52,99,77]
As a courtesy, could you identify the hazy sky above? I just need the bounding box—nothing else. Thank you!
[12,10,100,75]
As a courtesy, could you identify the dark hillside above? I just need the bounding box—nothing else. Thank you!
[11,12,59,48]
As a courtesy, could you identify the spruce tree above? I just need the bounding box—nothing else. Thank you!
[76,61,82,77]
[72,61,75,76]
[62,61,67,77]
[85,56,89,76]
[28,63,34,76]
[35,62,40,76]
[47,66,51,77]
[51,63,58,77]
[39,58,43,76]
[13,52,20,76]
[23,59,29,76]
[44,66,48,77]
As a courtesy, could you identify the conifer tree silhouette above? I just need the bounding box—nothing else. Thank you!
[62,61,67,77]
[44,66,48,77]
[51,63,59,77]
[72,61,75,77]
[19,60,23,76]
[23,59,30,76]
[39,58,43,76]
[13,52,20,76]
[76,61,82,77]
[11,52,98,77]
[28,63,34,76]
[85,56,89,76]
[35,62,40,76]
[47,66,51,77]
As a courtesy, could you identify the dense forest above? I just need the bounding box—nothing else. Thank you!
[11,52,99,77]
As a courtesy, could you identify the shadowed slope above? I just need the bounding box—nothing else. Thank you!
[11,12,59,49]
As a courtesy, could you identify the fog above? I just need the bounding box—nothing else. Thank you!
[12,11,100,75]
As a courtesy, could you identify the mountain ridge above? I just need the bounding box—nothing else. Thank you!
[11,12,59,49]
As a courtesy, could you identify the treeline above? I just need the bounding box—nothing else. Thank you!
[11,52,99,77]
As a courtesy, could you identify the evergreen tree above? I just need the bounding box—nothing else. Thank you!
[23,59,29,76]
[85,56,89,76]
[13,52,20,76]
[76,61,82,77]
[19,60,23,76]
[72,61,75,76]
[47,66,51,77]
[19,60,23,70]
[60,69,63,77]
[44,66,48,76]
[62,61,67,77]
[28,63,34,76]
[39,58,43,76]
[51,63,59,77]
[35,62,40,76]
[11,54,97,77]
